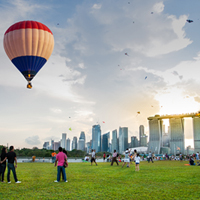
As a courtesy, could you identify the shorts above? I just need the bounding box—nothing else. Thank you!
[124,158,130,163]
[91,157,96,162]
[136,162,139,165]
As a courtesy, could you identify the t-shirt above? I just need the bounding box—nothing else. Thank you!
[149,153,152,157]
[112,152,117,157]
[92,151,95,158]
[135,156,140,163]
[0,153,7,165]
[6,151,16,164]
[56,152,67,166]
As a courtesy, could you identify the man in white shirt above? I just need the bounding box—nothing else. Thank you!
[91,149,97,166]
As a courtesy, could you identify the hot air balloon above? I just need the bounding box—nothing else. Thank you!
[3,20,54,89]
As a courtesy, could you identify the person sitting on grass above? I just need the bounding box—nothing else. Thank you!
[189,156,195,165]
[54,147,68,183]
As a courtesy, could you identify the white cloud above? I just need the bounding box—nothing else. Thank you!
[92,4,102,10]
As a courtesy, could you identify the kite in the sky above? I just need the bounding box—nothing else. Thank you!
[151,12,153,14]
[103,121,105,123]
[125,53,129,56]
[57,23,59,25]
[137,112,140,114]
[145,76,147,79]
[69,128,72,131]
[186,19,193,23]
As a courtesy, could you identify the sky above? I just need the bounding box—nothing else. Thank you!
[0,0,200,149]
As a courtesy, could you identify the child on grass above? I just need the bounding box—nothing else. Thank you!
[134,153,140,171]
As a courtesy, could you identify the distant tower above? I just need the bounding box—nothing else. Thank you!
[112,129,118,152]
[102,132,110,152]
[169,118,185,155]
[92,125,101,152]
[148,119,163,154]
[193,117,200,152]
[79,131,86,150]
[72,137,77,150]
[131,136,139,148]
[139,125,147,147]
[119,127,128,154]
[61,133,67,149]
[66,138,70,151]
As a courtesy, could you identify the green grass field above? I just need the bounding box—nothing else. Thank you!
[0,160,199,200]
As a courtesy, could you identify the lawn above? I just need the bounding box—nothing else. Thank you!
[0,160,199,200]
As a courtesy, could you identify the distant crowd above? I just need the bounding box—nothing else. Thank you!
[1,146,199,183]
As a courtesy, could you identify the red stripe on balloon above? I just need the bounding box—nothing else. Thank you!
[4,21,53,35]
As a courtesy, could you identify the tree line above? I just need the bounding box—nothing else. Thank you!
[0,145,112,158]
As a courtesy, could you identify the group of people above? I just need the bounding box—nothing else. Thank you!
[0,146,21,183]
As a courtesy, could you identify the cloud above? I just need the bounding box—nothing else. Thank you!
[92,4,101,9]
[25,135,41,145]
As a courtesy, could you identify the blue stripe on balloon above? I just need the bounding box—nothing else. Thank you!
[12,56,47,75]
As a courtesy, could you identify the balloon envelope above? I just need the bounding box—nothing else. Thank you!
[3,20,54,84]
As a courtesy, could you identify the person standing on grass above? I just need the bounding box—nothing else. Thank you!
[91,149,97,166]
[134,153,140,171]
[122,149,130,168]
[179,153,183,162]
[148,151,154,163]
[0,147,7,182]
[2,146,21,183]
[54,147,68,183]
[196,152,199,160]
[103,152,106,162]
[111,150,119,166]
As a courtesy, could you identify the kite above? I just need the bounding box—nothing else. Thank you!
[103,121,105,123]
[186,19,193,23]
[151,12,153,14]
[69,128,72,131]
[145,76,147,79]
[177,147,180,150]
[3,20,54,89]
[125,53,129,56]
[137,112,140,114]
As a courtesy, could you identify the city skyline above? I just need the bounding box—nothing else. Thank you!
[1,0,200,149]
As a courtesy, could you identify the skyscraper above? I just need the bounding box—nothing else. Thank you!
[119,127,128,154]
[78,139,85,151]
[131,136,139,148]
[193,117,200,152]
[72,136,77,150]
[102,132,110,152]
[92,124,101,152]
[61,133,67,149]
[139,125,147,147]
[148,119,163,154]
[66,138,70,151]
[112,129,118,152]
[169,118,185,155]
[79,131,86,150]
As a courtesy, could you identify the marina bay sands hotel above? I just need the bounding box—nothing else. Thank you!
[147,112,200,155]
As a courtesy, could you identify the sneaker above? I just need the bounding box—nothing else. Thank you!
[65,180,68,182]
[8,181,11,184]
[54,180,59,182]
[16,181,21,183]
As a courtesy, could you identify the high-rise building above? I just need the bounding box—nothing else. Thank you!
[61,133,67,149]
[78,139,85,151]
[50,140,54,150]
[112,129,118,152]
[66,138,70,151]
[193,117,200,152]
[86,141,92,153]
[119,127,128,154]
[79,131,86,150]
[169,118,185,155]
[102,132,110,152]
[148,118,163,154]
[92,125,101,152]
[139,125,148,147]
[72,136,78,150]
[131,136,139,148]
[54,142,60,151]
[43,142,49,149]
